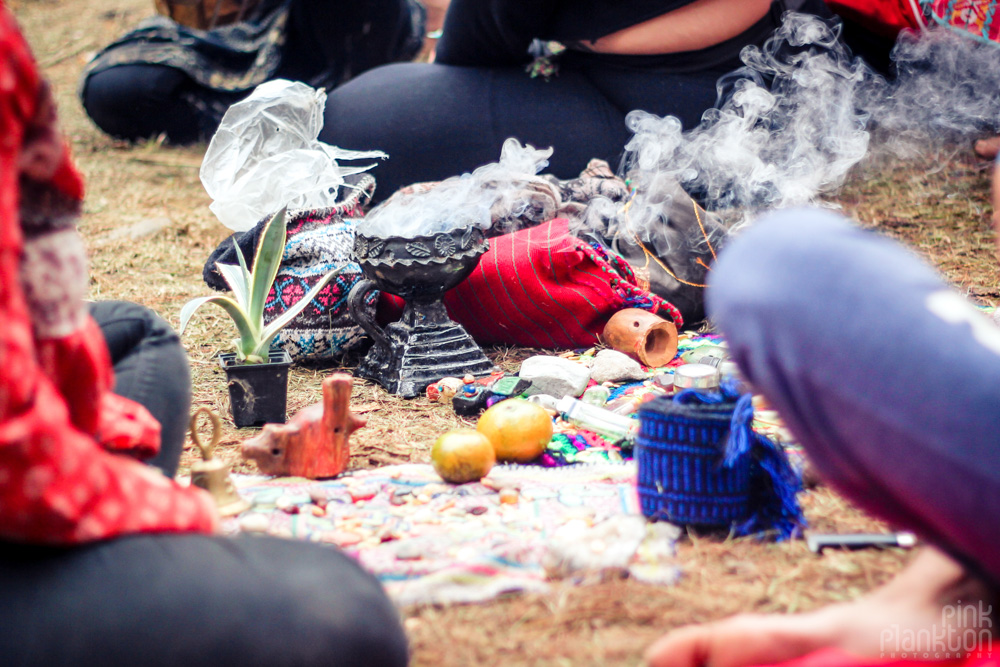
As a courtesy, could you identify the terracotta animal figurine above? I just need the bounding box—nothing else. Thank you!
[241,373,365,478]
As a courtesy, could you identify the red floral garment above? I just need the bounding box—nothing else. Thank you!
[828,0,1000,42]
[825,0,923,38]
[0,4,217,544]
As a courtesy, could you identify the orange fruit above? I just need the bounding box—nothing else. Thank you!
[476,398,553,463]
[431,428,496,484]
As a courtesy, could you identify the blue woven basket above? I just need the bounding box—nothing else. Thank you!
[636,394,751,527]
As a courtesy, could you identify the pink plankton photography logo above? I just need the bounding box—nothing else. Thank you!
[880,601,994,659]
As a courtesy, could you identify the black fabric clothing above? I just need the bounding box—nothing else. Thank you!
[80,0,425,143]
[322,60,731,202]
[436,0,761,65]
[1,301,408,666]
[836,14,900,77]
[321,0,834,203]
[89,300,191,478]
[0,534,409,666]
[82,0,290,95]
[83,64,243,143]
[435,0,827,66]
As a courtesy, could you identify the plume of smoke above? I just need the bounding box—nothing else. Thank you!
[869,28,1000,160]
[619,13,877,232]
[358,139,554,239]
[616,12,1000,239]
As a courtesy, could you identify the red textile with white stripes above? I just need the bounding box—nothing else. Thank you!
[379,218,681,349]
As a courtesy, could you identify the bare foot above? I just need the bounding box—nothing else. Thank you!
[645,548,993,667]
[975,136,1000,161]
[644,606,849,667]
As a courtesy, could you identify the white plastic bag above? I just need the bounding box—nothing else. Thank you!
[200,79,386,231]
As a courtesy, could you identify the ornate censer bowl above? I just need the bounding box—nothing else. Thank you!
[347,225,496,398]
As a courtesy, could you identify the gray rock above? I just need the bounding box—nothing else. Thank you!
[238,513,271,533]
[519,355,591,398]
[395,542,426,561]
[589,349,647,384]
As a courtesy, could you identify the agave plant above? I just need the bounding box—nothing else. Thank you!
[180,207,340,363]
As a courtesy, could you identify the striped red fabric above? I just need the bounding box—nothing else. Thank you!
[379,218,679,349]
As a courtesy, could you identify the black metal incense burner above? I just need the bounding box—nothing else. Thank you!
[347,226,496,398]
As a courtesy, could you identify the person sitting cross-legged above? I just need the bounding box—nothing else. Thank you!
[1,8,408,665]
[645,161,1000,667]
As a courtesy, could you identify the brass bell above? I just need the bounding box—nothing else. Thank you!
[189,408,251,517]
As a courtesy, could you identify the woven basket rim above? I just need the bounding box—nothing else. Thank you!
[638,394,737,423]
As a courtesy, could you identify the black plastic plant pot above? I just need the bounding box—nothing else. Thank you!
[219,349,292,427]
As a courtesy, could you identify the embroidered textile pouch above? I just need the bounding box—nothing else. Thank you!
[203,175,376,361]
[378,218,682,349]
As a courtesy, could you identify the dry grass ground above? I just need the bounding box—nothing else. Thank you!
[11,0,997,664]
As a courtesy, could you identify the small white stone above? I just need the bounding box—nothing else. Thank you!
[238,513,271,533]
[589,349,647,384]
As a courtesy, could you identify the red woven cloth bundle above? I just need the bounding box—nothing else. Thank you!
[379,218,681,349]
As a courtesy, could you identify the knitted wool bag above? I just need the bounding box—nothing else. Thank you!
[203,175,376,361]
[635,382,805,541]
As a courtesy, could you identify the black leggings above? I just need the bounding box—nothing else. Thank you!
[81,0,421,144]
[0,301,407,666]
[89,300,191,477]
[320,58,733,202]
[0,534,408,666]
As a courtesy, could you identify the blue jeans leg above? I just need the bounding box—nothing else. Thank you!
[707,209,1000,582]
[88,300,191,478]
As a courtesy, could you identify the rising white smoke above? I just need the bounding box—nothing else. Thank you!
[358,139,553,239]
[618,12,1000,237]
[870,26,1000,158]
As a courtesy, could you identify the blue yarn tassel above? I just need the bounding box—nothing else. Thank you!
[733,432,806,541]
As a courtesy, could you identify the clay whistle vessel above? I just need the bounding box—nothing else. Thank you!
[602,308,678,367]
[241,373,365,479]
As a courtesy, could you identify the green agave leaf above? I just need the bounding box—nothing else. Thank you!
[249,207,288,330]
[233,237,253,293]
[216,262,251,314]
[179,295,258,361]
[253,267,343,359]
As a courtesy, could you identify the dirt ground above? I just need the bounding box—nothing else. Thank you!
[11,0,998,664]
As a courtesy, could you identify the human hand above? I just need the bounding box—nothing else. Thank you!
[975,135,1000,161]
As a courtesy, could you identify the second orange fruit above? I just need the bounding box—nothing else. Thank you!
[476,398,554,463]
